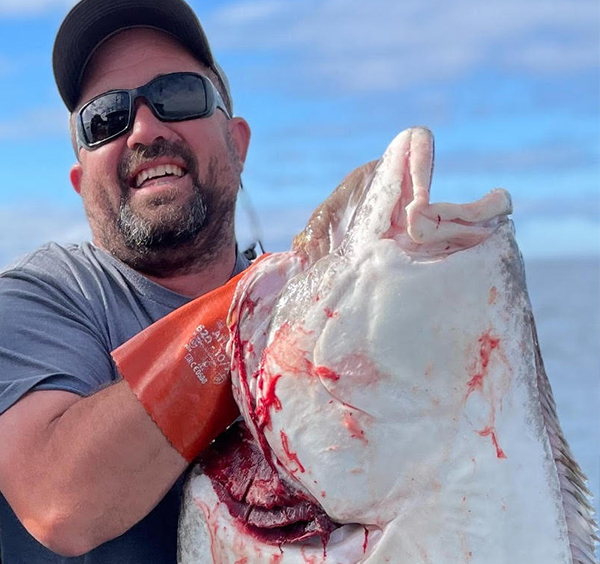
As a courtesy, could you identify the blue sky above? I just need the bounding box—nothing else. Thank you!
[0,0,598,265]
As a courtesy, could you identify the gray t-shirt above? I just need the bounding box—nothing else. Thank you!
[0,241,249,563]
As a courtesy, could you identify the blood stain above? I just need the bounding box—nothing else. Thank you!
[314,365,340,381]
[280,430,305,473]
[478,426,507,459]
[256,374,282,429]
[466,331,500,395]
[343,411,369,444]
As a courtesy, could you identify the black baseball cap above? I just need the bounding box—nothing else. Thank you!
[52,0,233,114]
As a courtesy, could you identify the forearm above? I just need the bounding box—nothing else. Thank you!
[0,382,188,556]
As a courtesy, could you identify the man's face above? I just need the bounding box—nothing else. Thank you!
[70,28,250,277]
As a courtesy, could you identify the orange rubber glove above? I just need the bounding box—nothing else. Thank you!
[111,259,264,462]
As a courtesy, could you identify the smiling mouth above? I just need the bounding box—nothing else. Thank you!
[131,164,188,189]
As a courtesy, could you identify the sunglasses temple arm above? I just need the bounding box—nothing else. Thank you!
[214,90,232,120]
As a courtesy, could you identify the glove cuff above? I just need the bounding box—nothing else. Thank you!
[112,269,246,462]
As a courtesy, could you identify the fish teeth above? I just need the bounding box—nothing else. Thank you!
[135,164,185,187]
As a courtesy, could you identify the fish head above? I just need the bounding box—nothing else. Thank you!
[229,127,515,525]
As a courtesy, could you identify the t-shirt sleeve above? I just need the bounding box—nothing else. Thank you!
[0,267,119,416]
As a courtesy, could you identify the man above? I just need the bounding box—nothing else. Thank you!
[0,0,252,561]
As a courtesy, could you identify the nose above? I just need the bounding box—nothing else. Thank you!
[125,101,180,149]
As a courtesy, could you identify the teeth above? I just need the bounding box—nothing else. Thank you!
[134,164,185,187]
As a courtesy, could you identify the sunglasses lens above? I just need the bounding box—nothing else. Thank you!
[77,74,219,149]
[81,91,130,146]
[149,74,209,120]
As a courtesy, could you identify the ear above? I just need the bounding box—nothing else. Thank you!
[70,163,84,195]
[228,117,251,169]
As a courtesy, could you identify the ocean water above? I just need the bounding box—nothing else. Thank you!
[524,258,600,530]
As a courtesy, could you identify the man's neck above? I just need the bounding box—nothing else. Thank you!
[143,247,238,298]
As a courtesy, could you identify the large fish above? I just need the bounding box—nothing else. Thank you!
[178,127,597,563]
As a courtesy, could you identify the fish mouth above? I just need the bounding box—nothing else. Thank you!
[198,421,384,561]
[199,421,342,547]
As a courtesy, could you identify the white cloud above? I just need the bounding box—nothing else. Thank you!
[0,0,75,17]
[0,107,69,139]
[206,0,598,92]
[0,205,90,268]
[515,216,600,259]
[437,142,598,174]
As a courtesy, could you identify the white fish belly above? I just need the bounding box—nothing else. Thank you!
[178,127,594,564]
[250,224,570,563]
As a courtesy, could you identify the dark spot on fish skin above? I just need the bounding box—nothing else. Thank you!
[436,215,441,228]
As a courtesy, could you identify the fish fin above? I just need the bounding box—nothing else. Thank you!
[531,310,599,562]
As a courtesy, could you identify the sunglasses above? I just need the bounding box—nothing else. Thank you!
[76,72,231,150]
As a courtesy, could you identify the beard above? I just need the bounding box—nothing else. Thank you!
[84,138,239,278]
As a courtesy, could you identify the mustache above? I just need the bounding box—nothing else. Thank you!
[117,139,200,186]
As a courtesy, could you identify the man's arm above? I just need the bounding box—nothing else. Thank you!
[0,383,187,557]
[0,249,247,557]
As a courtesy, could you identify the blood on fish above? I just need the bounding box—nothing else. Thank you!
[478,426,507,459]
[300,547,319,563]
[270,554,283,564]
[324,307,338,318]
[464,331,508,459]
[261,323,314,376]
[194,499,223,564]
[232,327,257,429]
[231,327,280,469]
[363,526,369,553]
[466,331,500,396]
[256,374,283,430]
[255,322,343,430]
[314,365,340,381]
[241,296,258,318]
[343,411,369,444]
[280,430,305,473]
